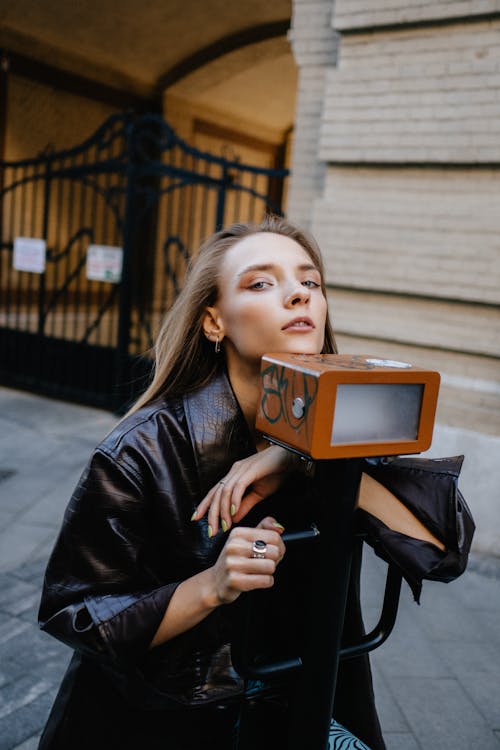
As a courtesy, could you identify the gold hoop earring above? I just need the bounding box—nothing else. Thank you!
[215,336,221,354]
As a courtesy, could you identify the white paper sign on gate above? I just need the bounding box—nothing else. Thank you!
[86,244,123,283]
[13,237,47,274]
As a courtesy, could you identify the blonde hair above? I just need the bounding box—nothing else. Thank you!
[126,214,337,415]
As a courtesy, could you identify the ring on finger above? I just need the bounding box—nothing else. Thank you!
[251,540,267,559]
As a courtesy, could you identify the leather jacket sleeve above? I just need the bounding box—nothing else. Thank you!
[38,447,180,665]
[357,454,475,603]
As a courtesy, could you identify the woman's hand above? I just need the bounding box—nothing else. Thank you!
[150,517,286,646]
[208,517,286,606]
[191,444,295,536]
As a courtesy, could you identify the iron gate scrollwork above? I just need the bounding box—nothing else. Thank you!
[0,112,289,412]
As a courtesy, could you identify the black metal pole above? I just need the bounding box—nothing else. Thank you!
[286,458,363,750]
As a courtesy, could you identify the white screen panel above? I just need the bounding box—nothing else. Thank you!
[331,383,424,445]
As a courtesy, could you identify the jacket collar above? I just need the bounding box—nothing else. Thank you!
[183,369,256,495]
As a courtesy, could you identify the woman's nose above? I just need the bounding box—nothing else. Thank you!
[284,283,310,307]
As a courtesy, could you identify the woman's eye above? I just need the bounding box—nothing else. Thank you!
[249,280,271,290]
[302,280,321,288]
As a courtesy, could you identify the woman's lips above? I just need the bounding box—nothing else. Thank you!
[282,317,315,331]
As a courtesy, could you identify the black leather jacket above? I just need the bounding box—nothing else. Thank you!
[38,370,388,748]
[38,371,262,706]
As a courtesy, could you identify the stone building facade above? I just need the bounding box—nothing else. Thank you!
[288,0,500,554]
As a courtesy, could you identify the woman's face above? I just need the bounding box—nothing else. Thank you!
[205,232,328,375]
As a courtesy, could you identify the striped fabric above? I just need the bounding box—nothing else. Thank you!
[328,719,372,749]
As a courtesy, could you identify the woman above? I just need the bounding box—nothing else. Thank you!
[37,214,440,749]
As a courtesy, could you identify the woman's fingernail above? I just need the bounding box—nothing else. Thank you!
[230,504,236,517]
[207,525,213,538]
[221,519,228,533]
[191,511,197,521]
[273,522,285,531]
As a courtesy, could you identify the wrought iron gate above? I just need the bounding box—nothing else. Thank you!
[0,112,289,412]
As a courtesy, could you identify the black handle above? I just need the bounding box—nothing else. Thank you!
[340,562,402,660]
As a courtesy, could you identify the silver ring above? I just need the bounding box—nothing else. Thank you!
[219,480,226,486]
[251,540,267,559]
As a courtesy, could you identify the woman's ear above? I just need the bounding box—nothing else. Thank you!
[202,306,224,344]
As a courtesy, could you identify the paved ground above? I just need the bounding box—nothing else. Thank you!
[0,384,499,750]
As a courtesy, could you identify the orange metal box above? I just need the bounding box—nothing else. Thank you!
[255,353,441,459]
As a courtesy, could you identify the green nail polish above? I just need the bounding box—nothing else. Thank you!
[273,522,285,531]
[207,525,213,538]
[221,519,228,533]
[230,504,236,517]
[191,511,197,521]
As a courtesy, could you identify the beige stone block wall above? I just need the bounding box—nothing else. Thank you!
[333,0,500,28]
[286,0,339,227]
[320,20,500,163]
[313,167,500,305]
[327,289,500,359]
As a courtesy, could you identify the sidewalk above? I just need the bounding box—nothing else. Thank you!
[0,385,499,750]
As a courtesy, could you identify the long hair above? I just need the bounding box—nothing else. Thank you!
[126,214,337,416]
